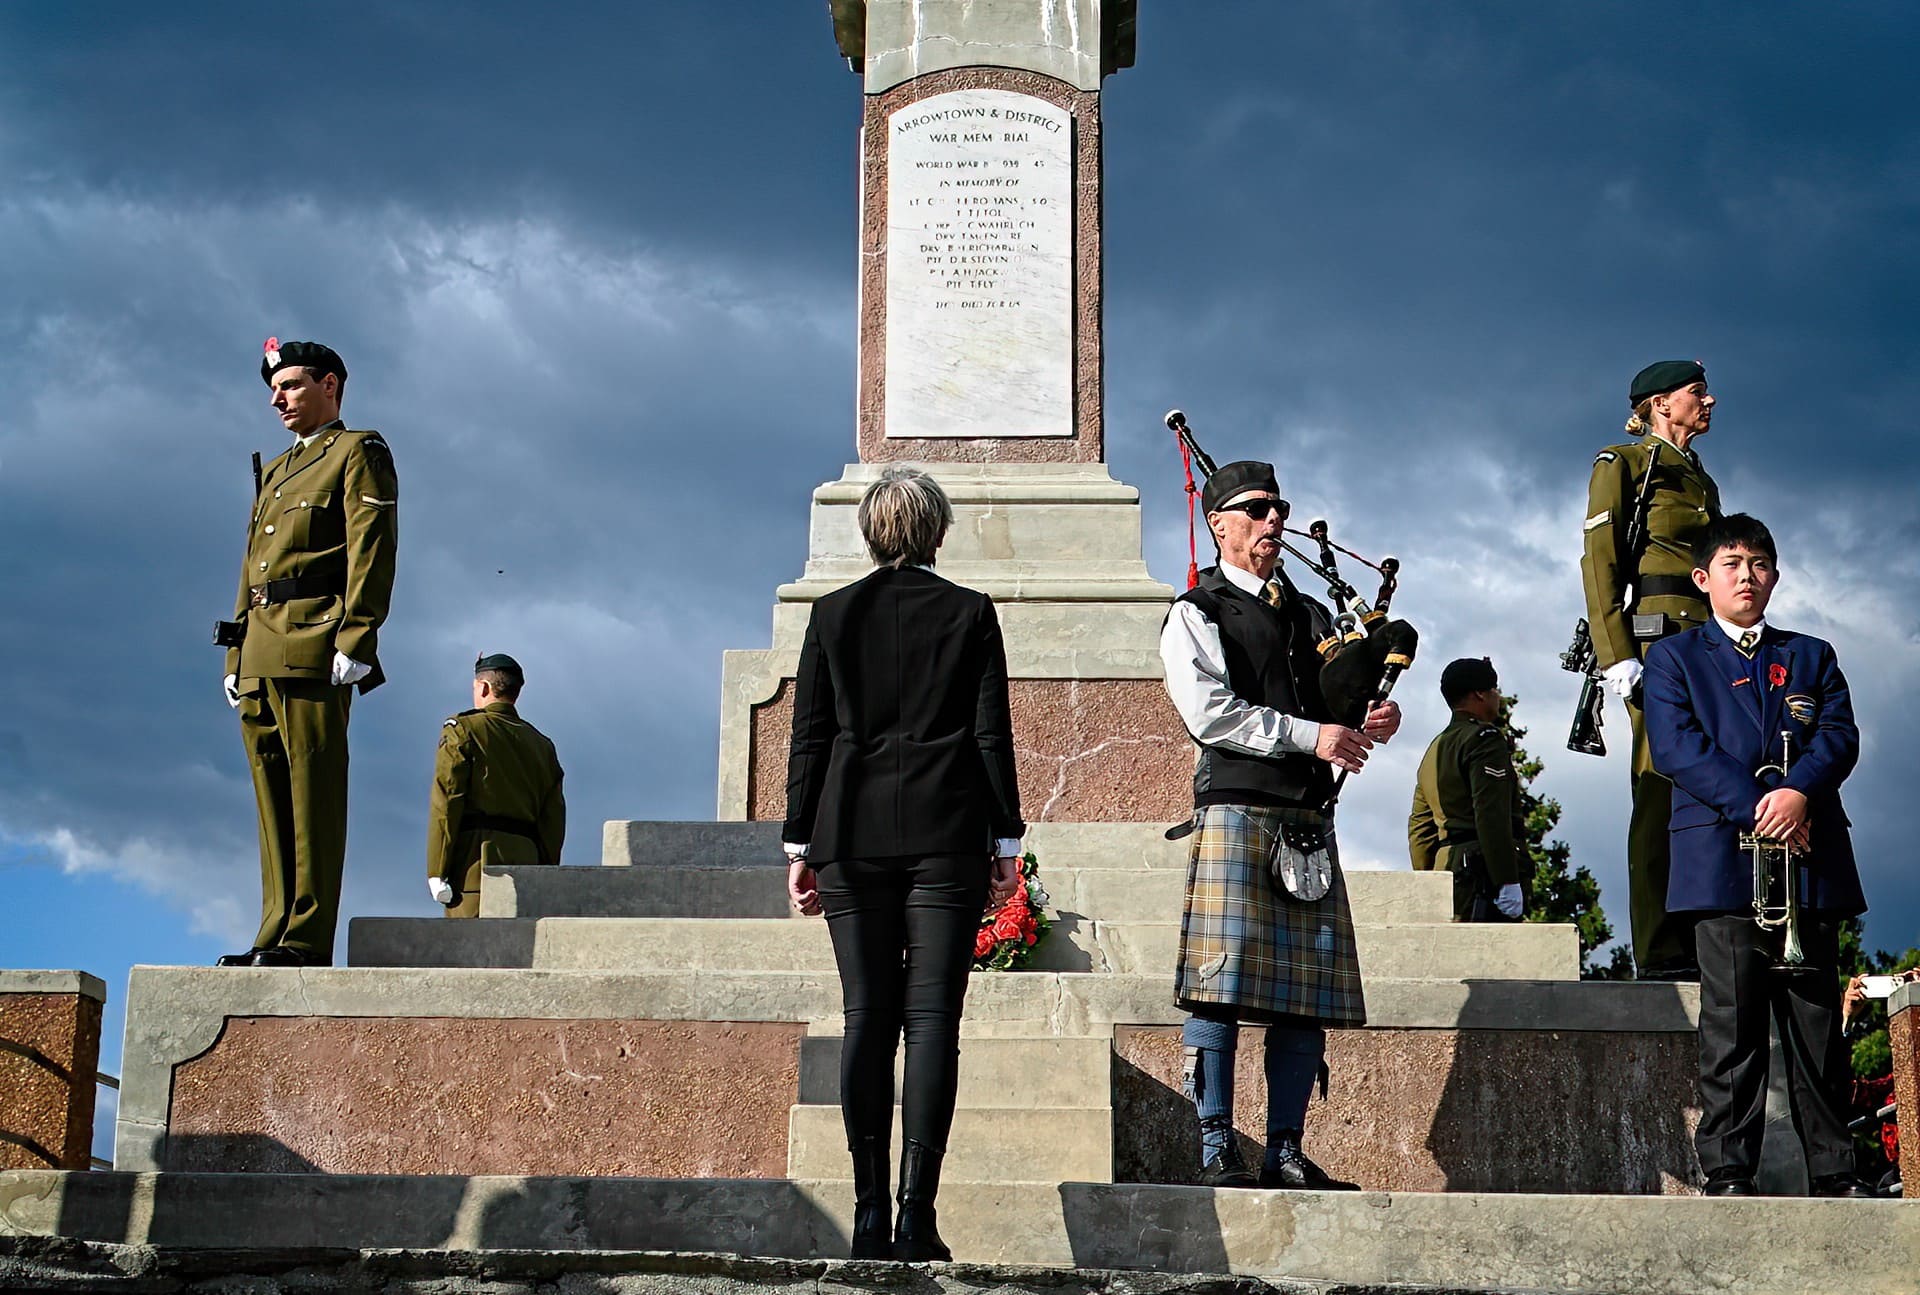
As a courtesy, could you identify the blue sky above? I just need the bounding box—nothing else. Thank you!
[4,4,1916,1159]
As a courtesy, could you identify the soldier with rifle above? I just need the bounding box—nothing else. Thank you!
[212,338,398,967]
[1575,359,1722,978]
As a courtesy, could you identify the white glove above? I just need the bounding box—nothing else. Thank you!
[223,674,242,709]
[1496,883,1525,918]
[1602,658,1643,701]
[428,877,455,905]
[331,651,372,687]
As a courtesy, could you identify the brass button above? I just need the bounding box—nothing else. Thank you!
[258,561,268,571]
[264,525,276,535]
[274,490,281,499]
[301,500,309,509]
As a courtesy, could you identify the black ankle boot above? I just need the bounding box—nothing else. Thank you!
[892,1139,951,1262]
[848,1134,892,1259]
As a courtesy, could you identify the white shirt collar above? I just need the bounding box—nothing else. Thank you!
[1218,560,1278,597]
[1715,613,1766,644]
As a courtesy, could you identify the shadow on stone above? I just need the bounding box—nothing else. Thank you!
[477,1177,847,1258]
[1058,1181,1228,1273]
[162,1130,320,1174]
[1426,980,1701,1192]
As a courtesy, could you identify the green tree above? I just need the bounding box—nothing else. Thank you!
[1834,918,1920,1078]
[1499,694,1617,977]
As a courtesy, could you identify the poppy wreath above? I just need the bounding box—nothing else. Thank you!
[973,850,1054,971]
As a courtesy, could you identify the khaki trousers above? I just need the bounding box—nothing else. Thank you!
[239,677,352,962]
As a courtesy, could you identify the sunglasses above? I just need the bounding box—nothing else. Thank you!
[1215,497,1290,522]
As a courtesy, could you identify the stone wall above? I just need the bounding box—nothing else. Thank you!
[1891,983,1916,1199]
[1114,1025,1702,1194]
[165,1019,803,1177]
[748,677,1191,822]
[0,972,105,1171]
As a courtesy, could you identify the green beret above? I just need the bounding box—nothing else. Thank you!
[1629,360,1704,406]
[261,337,348,386]
[1440,656,1498,704]
[1202,460,1281,514]
[473,653,524,682]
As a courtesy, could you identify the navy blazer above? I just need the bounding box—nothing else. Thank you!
[1643,621,1863,916]
[782,566,1025,864]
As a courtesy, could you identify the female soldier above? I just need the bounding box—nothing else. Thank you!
[1580,360,1723,978]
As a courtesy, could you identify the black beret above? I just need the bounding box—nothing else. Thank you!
[474,653,524,682]
[1629,360,1704,407]
[1202,460,1281,514]
[1440,657,1498,702]
[261,337,348,386]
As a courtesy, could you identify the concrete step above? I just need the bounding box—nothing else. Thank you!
[797,1034,1110,1108]
[599,820,1196,870]
[349,913,1578,980]
[483,860,1454,923]
[8,1169,1911,1294]
[786,1106,1111,1182]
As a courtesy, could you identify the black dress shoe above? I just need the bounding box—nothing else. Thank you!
[1197,1142,1257,1189]
[1260,1137,1359,1191]
[1809,1172,1875,1199]
[216,949,263,967]
[248,946,308,967]
[1703,1172,1757,1197]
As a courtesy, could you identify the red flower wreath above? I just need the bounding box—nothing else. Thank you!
[973,852,1054,971]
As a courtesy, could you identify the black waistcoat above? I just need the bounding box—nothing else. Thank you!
[1175,566,1337,810]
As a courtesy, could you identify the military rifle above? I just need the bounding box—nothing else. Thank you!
[1563,439,1663,755]
[1560,618,1606,756]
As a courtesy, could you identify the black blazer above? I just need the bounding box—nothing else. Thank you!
[783,566,1025,863]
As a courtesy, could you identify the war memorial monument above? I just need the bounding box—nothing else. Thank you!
[1,3,1914,1291]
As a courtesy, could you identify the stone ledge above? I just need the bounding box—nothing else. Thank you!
[0,971,106,1001]
[2,1172,1911,1294]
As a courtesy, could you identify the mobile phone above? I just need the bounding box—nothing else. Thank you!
[1859,975,1902,999]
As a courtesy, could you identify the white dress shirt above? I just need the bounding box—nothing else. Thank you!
[1714,613,1767,647]
[1158,561,1319,757]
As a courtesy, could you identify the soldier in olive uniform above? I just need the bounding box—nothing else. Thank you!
[216,339,398,967]
[1408,658,1528,922]
[426,654,566,918]
[1580,359,1722,977]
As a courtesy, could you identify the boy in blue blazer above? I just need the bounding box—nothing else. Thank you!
[1643,514,1871,1198]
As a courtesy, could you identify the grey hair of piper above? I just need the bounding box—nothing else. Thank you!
[858,466,954,569]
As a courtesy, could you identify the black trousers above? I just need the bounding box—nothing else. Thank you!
[1693,913,1852,1179]
[816,854,988,1153]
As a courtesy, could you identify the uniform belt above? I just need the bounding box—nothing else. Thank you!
[1634,574,1704,602]
[1441,833,1479,849]
[461,811,539,841]
[249,573,343,608]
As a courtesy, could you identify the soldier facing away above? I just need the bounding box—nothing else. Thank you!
[1407,657,1528,922]
[216,338,398,967]
[426,653,566,917]
[1580,359,1722,978]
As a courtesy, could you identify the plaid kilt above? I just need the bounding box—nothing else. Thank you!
[1173,803,1367,1027]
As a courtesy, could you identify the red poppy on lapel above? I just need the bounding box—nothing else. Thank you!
[1769,663,1788,688]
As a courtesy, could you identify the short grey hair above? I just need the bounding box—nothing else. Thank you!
[858,467,953,569]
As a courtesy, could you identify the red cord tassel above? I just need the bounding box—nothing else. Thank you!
[1179,440,1199,589]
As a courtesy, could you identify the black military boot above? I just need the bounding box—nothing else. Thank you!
[848,1134,892,1259]
[1260,1131,1359,1190]
[1196,1116,1257,1188]
[892,1139,951,1262]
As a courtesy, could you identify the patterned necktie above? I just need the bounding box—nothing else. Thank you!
[1735,629,1759,658]
[1262,579,1285,608]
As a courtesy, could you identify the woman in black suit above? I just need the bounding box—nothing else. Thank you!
[783,467,1025,1262]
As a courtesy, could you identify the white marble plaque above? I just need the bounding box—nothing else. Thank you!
[885,89,1073,439]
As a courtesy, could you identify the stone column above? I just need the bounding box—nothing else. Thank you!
[0,970,105,1170]
[1891,981,1917,1199]
[721,0,1190,825]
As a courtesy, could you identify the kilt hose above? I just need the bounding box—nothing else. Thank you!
[1174,803,1367,1027]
